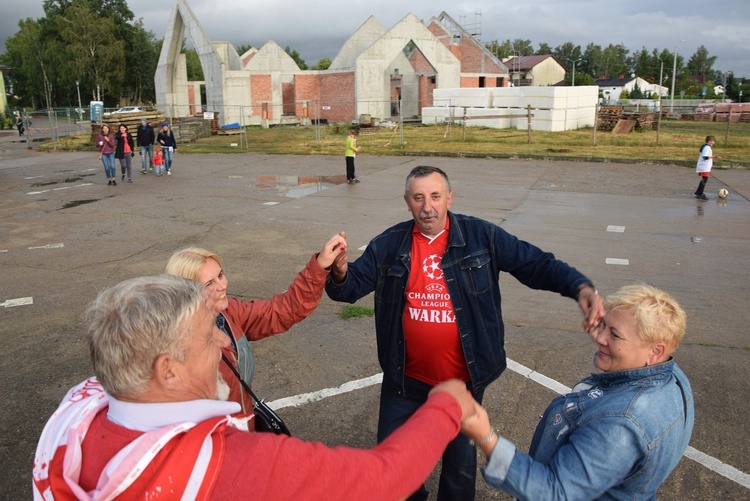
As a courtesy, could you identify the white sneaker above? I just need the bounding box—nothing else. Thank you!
[167,171,171,176]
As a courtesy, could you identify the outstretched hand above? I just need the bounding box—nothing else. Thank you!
[328,231,349,283]
[577,285,605,336]
[317,231,347,270]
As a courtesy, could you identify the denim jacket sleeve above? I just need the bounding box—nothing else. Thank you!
[488,222,590,300]
[324,240,379,303]
[482,415,647,500]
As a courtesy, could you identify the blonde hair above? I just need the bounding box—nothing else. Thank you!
[605,284,686,355]
[165,247,223,281]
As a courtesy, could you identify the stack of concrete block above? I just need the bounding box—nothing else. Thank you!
[423,86,599,132]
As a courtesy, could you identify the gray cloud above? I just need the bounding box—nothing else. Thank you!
[2,0,748,75]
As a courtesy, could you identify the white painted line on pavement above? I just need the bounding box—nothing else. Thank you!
[605,258,630,265]
[684,446,750,489]
[1,297,34,308]
[28,243,64,250]
[506,359,571,395]
[607,225,626,233]
[268,373,383,410]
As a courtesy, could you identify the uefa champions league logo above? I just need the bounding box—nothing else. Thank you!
[422,254,443,280]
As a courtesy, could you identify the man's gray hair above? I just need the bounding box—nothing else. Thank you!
[404,166,452,195]
[86,275,205,397]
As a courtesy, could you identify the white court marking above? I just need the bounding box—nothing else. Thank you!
[268,359,749,489]
[1,297,34,308]
[605,258,630,265]
[28,243,64,250]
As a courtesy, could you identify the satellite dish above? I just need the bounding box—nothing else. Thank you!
[631,73,635,78]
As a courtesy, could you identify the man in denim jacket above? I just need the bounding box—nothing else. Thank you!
[464,284,694,500]
[326,166,603,500]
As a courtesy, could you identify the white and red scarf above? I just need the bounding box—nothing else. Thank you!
[32,378,248,500]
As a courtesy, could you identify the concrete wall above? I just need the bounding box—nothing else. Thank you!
[423,86,599,131]
[355,13,460,121]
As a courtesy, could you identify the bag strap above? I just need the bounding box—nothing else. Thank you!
[221,354,261,404]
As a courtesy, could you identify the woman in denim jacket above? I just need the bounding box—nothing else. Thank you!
[464,284,694,500]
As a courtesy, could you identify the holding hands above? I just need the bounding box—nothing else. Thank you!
[317,231,348,269]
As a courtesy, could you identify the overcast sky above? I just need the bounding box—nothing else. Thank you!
[2,0,749,76]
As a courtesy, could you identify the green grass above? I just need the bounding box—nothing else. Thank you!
[39,120,750,167]
[339,305,375,319]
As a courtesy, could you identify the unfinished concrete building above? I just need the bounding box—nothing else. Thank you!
[155,0,509,126]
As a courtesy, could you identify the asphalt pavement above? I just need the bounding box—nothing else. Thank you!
[1,133,748,499]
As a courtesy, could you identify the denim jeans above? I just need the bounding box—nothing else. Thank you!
[377,376,483,501]
[140,145,153,170]
[163,146,173,172]
[100,153,115,179]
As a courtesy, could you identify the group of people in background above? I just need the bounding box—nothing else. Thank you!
[95,118,176,185]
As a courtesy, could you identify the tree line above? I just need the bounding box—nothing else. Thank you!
[487,38,747,100]
[2,1,747,111]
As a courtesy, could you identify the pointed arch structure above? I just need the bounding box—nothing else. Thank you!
[155,0,249,124]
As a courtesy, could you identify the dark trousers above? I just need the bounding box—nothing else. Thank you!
[346,156,355,181]
[377,376,483,501]
[695,175,708,195]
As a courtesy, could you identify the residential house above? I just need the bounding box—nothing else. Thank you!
[502,55,565,87]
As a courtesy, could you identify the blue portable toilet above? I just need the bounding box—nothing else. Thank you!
[90,101,104,123]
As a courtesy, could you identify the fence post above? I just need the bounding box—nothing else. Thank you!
[724,107,731,146]
[527,105,531,144]
[593,104,598,146]
[462,107,467,141]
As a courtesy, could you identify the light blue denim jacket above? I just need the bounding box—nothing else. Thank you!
[483,359,694,500]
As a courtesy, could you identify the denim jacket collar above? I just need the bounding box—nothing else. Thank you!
[587,357,675,388]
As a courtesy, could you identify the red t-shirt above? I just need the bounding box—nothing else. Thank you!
[403,221,470,385]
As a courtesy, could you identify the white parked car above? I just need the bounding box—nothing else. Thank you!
[104,106,144,116]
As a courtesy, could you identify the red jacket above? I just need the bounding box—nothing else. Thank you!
[221,253,329,412]
[75,391,462,500]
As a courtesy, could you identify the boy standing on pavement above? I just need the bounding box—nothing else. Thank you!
[137,118,155,174]
[694,135,720,200]
[345,129,361,184]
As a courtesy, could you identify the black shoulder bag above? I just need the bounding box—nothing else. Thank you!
[221,355,291,436]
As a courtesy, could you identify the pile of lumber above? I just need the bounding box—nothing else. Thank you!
[598,107,656,131]
[622,111,656,130]
[101,111,165,131]
[172,117,211,142]
[597,106,624,131]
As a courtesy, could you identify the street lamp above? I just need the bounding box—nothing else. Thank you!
[75,80,82,122]
[669,39,685,113]
[567,58,582,87]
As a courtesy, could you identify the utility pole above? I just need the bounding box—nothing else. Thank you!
[75,80,83,122]
[670,39,685,113]
[567,58,581,86]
